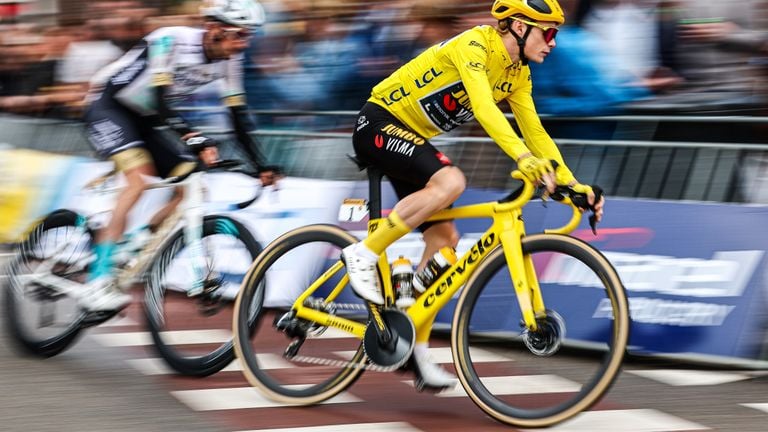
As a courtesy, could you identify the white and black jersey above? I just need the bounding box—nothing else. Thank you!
[89,26,246,115]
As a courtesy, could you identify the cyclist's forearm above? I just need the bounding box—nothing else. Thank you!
[229,105,266,169]
[154,85,194,137]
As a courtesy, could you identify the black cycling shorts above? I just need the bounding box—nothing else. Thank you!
[352,102,453,201]
[84,94,195,179]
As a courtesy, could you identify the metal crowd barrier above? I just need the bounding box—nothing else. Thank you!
[1,111,767,203]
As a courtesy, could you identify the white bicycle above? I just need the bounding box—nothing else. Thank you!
[3,159,263,376]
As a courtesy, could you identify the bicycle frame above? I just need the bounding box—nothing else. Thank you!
[291,171,585,340]
[22,170,208,298]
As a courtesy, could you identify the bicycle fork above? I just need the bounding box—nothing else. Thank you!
[499,212,544,332]
[182,173,209,297]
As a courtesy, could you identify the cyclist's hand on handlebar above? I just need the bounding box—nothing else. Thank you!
[517,153,555,193]
[185,135,221,166]
[553,182,604,234]
[199,146,220,166]
[568,182,604,223]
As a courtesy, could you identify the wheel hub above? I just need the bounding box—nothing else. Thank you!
[521,309,566,357]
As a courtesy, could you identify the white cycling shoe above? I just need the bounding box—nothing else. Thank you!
[78,276,133,312]
[412,347,457,390]
[341,244,384,305]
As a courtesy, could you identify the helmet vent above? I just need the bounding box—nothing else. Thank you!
[528,0,552,14]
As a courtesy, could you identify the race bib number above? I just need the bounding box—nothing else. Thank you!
[338,199,368,222]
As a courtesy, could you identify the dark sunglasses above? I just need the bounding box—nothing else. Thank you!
[512,17,559,43]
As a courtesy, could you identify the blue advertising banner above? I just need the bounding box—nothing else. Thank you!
[439,193,768,363]
[344,180,768,364]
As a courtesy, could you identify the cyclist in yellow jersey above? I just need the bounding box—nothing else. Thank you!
[341,0,604,389]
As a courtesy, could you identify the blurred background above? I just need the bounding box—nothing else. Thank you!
[0,0,766,236]
[0,0,766,191]
[2,3,768,429]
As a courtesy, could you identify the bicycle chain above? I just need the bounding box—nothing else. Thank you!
[286,301,404,373]
[287,354,402,373]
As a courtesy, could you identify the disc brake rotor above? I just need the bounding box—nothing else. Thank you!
[521,309,566,357]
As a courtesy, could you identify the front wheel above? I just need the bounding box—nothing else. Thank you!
[4,210,92,357]
[145,215,262,377]
[451,234,629,428]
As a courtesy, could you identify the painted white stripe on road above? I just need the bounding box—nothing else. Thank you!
[99,316,139,327]
[741,403,768,414]
[171,387,361,411]
[520,409,709,431]
[235,422,422,432]
[126,354,293,375]
[627,369,753,386]
[90,329,230,346]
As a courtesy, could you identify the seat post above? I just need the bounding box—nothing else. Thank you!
[367,166,384,220]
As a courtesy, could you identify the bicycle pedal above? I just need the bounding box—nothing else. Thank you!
[414,377,455,393]
[187,287,204,297]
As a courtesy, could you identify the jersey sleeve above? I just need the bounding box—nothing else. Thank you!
[146,31,176,87]
[506,69,576,184]
[221,54,247,107]
[446,30,530,160]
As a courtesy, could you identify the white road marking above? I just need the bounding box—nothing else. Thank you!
[627,369,754,386]
[126,354,293,375]
[234,422,422,432]
[90,329,230,346]
[171,387,361,411]
[520,409,709,431]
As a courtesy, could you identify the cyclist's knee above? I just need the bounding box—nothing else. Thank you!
[123,163,154,190]
[429,167,466,204]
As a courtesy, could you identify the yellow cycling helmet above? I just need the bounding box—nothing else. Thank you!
[491,0,565,25]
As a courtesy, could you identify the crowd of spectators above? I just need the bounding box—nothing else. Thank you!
[0,0,766,121]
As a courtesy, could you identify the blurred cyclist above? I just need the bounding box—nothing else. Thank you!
[342,0,604,388]
[81,0,267,312]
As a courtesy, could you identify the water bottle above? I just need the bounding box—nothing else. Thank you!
[391,256,415,308]
[413,246,457,293]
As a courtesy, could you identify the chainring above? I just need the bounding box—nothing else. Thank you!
[363,308,415,369]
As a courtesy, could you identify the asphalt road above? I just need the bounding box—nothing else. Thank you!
[3,250,768,432]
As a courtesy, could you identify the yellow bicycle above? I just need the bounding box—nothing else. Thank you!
[232,163,629,428]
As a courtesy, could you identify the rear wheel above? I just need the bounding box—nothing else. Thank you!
[4,210,91,357]
[452,234,629,428]
[145,215,262,376]
[233,224,368,404]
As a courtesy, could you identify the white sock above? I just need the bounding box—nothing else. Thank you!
[414,342,429,357]
[351,242,379,261]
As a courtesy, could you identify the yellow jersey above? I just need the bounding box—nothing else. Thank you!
[368,25,574,183]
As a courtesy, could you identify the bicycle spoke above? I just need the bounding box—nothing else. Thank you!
[4,211,90,356]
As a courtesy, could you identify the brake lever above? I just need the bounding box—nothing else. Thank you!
[552,185,603,235]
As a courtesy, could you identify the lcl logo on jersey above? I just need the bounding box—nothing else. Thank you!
[495,81,515,93]
[414,67,443,89]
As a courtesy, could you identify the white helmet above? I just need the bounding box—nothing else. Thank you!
[200,0,266,29]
